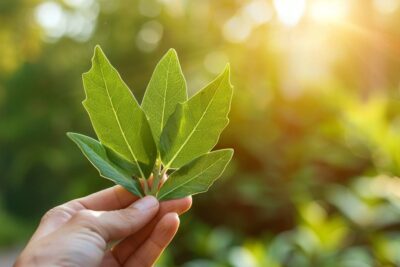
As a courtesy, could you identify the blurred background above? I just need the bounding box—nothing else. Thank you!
[2,0,400,266]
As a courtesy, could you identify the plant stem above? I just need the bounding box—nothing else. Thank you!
[142,178,150,195]
[158,167,169,190]
[151,160,162,195]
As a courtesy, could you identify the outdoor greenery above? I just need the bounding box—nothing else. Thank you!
[1,0,400,266]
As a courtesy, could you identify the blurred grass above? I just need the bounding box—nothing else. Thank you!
[2,0,400,266]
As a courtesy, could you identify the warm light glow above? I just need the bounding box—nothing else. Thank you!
[373,0,400,14]
[243,0,273,25]
[35,1,65,34]
[310,0,349,23]
[35,0,98,42]
[273,0,306,26]
[136,21,164,52]
[223,16,252,43]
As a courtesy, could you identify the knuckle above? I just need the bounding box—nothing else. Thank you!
[41,208,57,223]
[71,210,107,240]
[40,201,80,224]
[41,206,68,223]
[72,209,96,224]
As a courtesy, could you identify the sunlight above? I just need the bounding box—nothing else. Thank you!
[273,0,306,26]
[223,16,253,43]
[373,0,400,14]
[310,0,349,23]
[243,0,273,25]
[136,20,164,52]
[35,1,66,38]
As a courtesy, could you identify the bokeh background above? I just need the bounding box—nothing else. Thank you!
[2,0,400,266]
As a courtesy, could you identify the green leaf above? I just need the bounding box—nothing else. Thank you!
[158,149,233,200]
[142,49,187,147]
[160,65,233,168]
[82,46,156,178]
[105,146,140,175]
[67,132,144,197]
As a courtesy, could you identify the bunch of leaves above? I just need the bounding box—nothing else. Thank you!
[67,46,233,200]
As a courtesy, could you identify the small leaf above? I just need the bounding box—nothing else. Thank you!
[158,149,233,200]
[142,49,187,146]
[67,132,144,197]
[160,65,233,168]
[82,46,156,178]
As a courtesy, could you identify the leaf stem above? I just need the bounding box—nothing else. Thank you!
[142,178,150,195]
[150,160,162,195]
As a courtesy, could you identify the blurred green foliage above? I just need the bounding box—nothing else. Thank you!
[2,0,400,266]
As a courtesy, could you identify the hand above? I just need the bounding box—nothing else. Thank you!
[15,185,192,267]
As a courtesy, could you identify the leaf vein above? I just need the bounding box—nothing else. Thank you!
[98,63,146,179]
[160,55,173,133]
[165,77,225,167]
[159,155,227,199]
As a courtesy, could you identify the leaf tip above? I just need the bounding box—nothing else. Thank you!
[219,148,234,160]
[224,63,230,71]
[66,132,79,143]
[92,45,108,64]
[223,63,234,89]
[163,48,180,63]
[83,45,105,78]
[221,63,230,76]
[227,149,234,160]
[226,147,234,154]
[167,48,178,56]
[94,44,103,55]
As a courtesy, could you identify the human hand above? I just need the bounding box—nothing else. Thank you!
[15,185,192,267]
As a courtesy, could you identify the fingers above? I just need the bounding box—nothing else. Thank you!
[30,186,139,243]
[112,196,192,264]
[76,185,139,211]
[124,213,180,267]
[68,196,159,241]
[99,251,120,267]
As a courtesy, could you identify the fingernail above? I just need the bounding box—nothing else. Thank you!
[132,196,158,211]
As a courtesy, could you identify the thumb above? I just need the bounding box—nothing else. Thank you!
[69,196,159,241]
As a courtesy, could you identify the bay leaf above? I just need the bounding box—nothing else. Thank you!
[82,46,156,178]
[160,66,233,168]
[67,132,144,197]
[142,49,187,146]
[158,149,233,200]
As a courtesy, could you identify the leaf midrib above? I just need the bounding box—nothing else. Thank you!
[159,154,228,199]
[70,133,143,197]
[165,76,225,168]
[80,138,130,181]
[160,55,173,134]
[98,62,146,179]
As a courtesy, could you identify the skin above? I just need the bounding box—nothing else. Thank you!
[14,185,192,267]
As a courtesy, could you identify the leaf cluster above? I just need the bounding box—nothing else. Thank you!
[67,46,233,200]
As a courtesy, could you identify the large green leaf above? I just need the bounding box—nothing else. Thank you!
[158,149,233,200]
[160,66,233,168]
[67,132,144,197]
[142,49,187,146]
[82,46,156,178]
